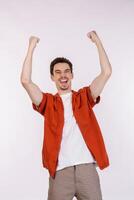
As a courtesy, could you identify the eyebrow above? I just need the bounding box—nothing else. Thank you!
[55,68,71,72]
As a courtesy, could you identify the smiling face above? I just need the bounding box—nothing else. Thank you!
[51,62,73,95]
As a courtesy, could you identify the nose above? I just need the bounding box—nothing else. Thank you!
[60,72,66,77]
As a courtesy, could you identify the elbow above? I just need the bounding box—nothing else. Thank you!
[102,67,112,78]
[20,73,31,84]
[20,78,31,86]
[107,64,112,76]
[106,69,112,77]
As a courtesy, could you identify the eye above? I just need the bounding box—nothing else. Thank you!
[65,69,71,73]
[55,71,61,74]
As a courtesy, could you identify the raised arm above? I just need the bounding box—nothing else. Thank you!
[20,36,43,106]
[87,31,112,101]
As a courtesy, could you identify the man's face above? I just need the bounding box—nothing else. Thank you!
[51,62,73,93]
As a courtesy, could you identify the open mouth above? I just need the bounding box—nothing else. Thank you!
[59,79,68,84]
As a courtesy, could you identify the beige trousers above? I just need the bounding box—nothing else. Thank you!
[47,163,102,200]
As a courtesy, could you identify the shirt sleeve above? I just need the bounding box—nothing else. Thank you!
[84,86,100,108]
[32,92,48,116]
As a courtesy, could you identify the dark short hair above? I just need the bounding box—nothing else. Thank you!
[50,57,73,75]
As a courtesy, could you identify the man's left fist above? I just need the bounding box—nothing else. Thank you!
[87,31,100,43]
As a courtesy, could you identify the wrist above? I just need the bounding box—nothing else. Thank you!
[95,38,103,48]
[28,45,35,53]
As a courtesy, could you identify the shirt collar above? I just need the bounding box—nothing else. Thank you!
[54,89,77,111]
[54,89,76,98]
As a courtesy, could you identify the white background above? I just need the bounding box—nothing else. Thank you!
[0,0,134,199]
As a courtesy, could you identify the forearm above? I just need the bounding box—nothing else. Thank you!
[21,46,34,83]
[87,31,112,99]
[96,39,112,75]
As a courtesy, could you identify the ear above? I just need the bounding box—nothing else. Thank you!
[51,74,54,81]
[71,72,74,79]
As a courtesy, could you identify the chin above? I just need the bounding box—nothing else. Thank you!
[60,85,69,90]
[60,87,69,91]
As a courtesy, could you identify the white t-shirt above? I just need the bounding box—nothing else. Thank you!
[56,91,95,171]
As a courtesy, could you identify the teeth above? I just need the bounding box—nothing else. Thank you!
[60,79,67,83]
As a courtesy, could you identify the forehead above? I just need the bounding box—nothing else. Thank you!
[54,62,70,71]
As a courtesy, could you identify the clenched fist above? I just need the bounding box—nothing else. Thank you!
[29,36,40,50]
[87,31,100,44]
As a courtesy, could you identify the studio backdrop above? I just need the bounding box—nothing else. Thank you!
[0,0,134,199]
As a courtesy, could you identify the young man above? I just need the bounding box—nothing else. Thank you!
[20,31,112,200]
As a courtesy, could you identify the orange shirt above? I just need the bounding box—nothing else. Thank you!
[32,86,109,178]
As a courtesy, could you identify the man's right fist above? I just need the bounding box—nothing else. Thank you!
[29,36,40,49]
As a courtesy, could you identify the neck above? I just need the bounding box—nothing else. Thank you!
[57,89,72,95]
